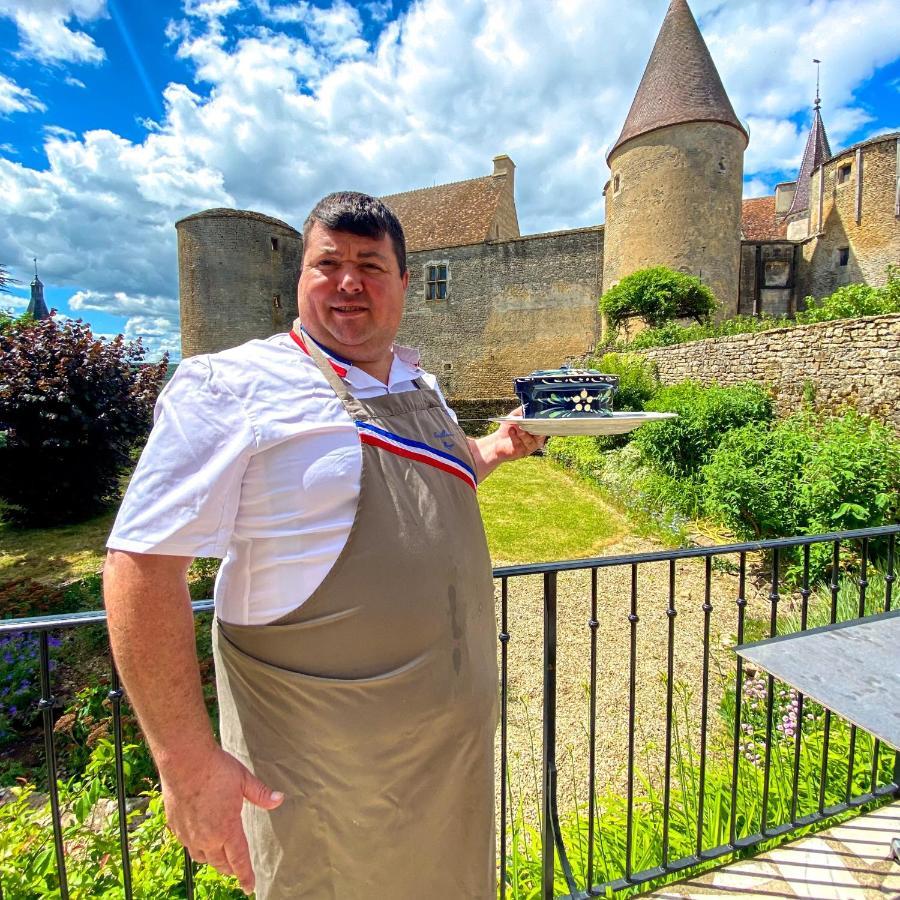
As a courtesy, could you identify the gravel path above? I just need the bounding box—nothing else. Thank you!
[491,534,774,822]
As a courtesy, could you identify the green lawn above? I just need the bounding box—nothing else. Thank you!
[478,456,627,564]
[0,457,629,589]
[0,510,115,586]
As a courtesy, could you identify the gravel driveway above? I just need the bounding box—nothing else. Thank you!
[492,534,775,822]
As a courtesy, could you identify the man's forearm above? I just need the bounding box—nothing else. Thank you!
[104,550,217,777]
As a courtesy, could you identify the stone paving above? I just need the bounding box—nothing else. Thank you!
[647,800,900,899]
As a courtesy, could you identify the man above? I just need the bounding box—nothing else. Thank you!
[104,191,542,899]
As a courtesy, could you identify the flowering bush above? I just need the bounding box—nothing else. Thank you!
[0,315,168,526]
[0,632,61,745]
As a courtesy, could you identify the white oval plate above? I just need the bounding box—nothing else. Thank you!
[491,411,678,436]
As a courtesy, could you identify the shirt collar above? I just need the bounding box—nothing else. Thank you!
[290,325,422,383]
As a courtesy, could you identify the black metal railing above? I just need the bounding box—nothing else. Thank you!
[0,526,897,899]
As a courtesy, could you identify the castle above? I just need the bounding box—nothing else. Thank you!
[176,0,900,401]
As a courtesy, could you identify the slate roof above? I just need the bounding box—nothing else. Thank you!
[741,196,788,241]
[609,0,747,160]
[787,107,832,217]
[381,175,507,252]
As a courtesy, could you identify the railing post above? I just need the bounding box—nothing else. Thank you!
[542,571,558,900]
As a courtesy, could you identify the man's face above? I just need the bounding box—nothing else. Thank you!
[298,222,409,370]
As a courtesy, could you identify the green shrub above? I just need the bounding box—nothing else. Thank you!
[545,435,605,485]
[702,411,899,543]
[633,381,773,477]
[588,352,659,411]
[628,313,793,350]
[701,420,813,539]
[799,411,900,532]
[600,266,718,328]
[797,267,900,323]
[0,316,168,527]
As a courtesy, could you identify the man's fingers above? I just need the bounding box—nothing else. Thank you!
[203,849,234,877]
[225,835,256,895]
[241,767,285,809]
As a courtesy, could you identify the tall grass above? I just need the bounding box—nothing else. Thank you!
[502,656,896,897]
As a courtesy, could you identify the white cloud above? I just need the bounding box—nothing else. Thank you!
[68,290,179,318]
[0,0,108,65]
[0,73,47,115]
[123,315,182,360]
[0,0,898,350]
[65,75,86,88]
[1,293,29,312]
[0,143,17,155]
[183,0,241,20]
[743,177,773,198]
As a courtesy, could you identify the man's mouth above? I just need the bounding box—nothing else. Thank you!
[332,305,368,314]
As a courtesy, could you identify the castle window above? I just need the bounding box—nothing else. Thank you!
[443,362,453,372]
[271,237,279,251]
[613,174,621,193]
[838,247,850,267]
[837,164,852,185]
[425,262,449,300]
[273,293,282,309]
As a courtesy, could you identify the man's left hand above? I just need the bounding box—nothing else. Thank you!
[468,407,545,483]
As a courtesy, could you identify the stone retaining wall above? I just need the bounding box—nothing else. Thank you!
[638,314,900,431]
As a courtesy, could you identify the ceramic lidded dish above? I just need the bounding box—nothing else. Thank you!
[514,366,619,418]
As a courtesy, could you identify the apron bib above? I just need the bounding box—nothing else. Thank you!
[213,325,499,899]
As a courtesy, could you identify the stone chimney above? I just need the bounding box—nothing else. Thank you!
[491,154,520,240]
[775,181,797,215]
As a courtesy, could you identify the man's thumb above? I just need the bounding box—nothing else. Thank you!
[242,770,284,809]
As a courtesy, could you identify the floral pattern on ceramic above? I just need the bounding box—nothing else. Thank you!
[514,367,619,418]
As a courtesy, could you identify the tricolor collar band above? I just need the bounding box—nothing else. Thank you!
[290,328,351,377]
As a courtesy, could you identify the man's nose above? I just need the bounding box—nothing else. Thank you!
[337,267,363,293]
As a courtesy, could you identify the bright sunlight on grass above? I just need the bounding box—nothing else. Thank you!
[478,456,627,564]
[0,509,115,585]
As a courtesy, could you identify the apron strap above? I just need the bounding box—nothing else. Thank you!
[292,321,369,416]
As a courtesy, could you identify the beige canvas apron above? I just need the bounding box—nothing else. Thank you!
[213,326,499,899]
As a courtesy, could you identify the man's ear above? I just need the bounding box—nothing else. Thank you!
[401,270,410,290]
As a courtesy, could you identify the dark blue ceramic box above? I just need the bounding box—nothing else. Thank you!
[514,367,619,418]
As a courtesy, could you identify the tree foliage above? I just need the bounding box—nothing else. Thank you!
[0,316,168,526]
[600,266,718,328]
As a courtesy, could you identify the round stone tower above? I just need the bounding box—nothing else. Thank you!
[176,208,303,358]
[602,0,748,317]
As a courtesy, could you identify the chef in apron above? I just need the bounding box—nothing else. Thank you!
[105,192,542,899]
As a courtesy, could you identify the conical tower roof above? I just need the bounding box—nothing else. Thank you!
[608,0,747,160]
[786,104,831,217]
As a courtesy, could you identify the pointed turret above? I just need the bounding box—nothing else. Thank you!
[27,259,50,320]
[786,97,831,218]
[608,0,747,160]
[603,0,746,316]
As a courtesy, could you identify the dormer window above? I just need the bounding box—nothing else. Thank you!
[425,262,449,300]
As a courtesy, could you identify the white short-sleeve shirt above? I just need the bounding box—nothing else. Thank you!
[106,331,456,625]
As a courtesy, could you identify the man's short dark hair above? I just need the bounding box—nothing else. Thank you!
[302,191,407,275]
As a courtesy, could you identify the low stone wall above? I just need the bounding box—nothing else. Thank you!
[638,313,900,431]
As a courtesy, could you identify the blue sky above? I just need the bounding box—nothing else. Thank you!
[1,0,898,359]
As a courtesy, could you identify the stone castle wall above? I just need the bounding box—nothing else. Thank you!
[799,134,900,301]
[397,227,604,399]
[177,209,303,358]
[639,313,900,431]
[603,121,745,316]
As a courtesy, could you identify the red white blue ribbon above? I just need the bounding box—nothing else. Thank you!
[356,421,477,491]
